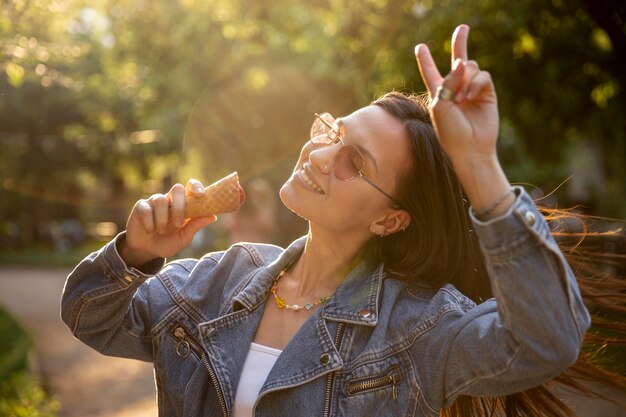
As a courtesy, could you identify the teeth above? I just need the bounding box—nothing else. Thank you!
[300,171,324,194]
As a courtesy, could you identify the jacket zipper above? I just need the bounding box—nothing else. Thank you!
[323,322,346,417]
[346,366,402,400]
[173,325,228,417]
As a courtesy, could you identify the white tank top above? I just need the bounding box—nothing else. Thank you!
[232,342,282,417]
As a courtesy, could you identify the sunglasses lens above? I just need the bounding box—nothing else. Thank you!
[311,113,340,146]
[310,121,327,141]
[335,145,363,180]
[311,134,332,146]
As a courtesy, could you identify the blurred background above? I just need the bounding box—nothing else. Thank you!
[0,0,624,416]
[1,0,626,257]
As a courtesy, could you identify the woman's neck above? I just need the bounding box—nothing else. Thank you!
[287,228,366,297]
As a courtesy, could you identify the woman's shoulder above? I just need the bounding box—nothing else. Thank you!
[161,239,280,265]
[223,241,286,266]
[379,277,488,348]
[395,278,478,315]
[162,241,285,282]
[155,241,286,321]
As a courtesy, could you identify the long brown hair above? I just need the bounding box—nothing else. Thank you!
[368,91,626,417]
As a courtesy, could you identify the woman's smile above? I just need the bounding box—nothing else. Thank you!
[296,168,325,195]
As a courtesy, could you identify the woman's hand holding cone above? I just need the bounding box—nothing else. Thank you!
[119,173,244,268]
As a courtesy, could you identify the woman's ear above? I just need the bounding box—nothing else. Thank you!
[369,209,411,236]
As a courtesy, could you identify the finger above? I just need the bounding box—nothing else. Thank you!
[168,183,185,227]
[133,200,155,233]
[150,194,170,234]
[451,24,470,66]
[456,60,480,102]
[185,178,205,196]
[439,58,466,94]
[429,59,466,111]
[415,44,443,97]
[179,216,217,246]
[466,70,494,101]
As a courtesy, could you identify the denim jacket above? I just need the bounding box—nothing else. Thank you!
[61,187,590,417]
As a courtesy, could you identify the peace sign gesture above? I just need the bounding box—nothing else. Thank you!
[415,24,514,219]
[415,25,499,164]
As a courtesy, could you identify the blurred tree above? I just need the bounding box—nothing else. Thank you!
[1,0,624,250]
[1,0,94,246]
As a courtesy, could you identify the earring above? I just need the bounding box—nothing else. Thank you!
[402,225,407,232]
[379,228,386,238]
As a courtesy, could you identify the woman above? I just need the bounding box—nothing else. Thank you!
[62,25,594,416]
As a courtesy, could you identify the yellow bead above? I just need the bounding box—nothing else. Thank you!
[275,297,286,309]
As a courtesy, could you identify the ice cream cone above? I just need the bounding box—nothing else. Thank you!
[184,172,245,218]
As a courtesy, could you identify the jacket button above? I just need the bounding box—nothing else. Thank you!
[359,309,371,318]
[524,211,537,226]
[320,353,331,365]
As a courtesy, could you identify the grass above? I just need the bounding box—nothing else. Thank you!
[0,241,105,268]
[0,239,216,268]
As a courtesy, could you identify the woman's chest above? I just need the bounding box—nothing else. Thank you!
[252,298,318,350]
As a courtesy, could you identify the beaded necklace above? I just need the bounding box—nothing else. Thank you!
[270,264,330,312]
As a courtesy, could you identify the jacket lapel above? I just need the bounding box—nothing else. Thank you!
[196,237,308,412]
[259,258,384,394]
[196,236,386,411]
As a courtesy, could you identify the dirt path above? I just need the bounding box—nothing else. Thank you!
[1,266,624,417]
[0,267,157,417]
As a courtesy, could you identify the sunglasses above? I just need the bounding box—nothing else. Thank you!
[310,113,399,206]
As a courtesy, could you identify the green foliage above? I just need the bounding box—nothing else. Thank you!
[0,372,60,417]
[1,0,625,252]
[0,307,59,417]
[0,306,32,381]
[0,241,104,267]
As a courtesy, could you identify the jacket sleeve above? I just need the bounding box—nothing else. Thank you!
[422,186,591,407]
[60,232,173,362]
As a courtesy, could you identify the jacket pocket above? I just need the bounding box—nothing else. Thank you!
[346,364,403,399]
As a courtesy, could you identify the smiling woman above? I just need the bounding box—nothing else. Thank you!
[60,24,625,417]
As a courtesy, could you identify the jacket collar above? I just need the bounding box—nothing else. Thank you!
[232,236,382,326]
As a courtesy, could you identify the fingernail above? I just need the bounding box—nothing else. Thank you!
[195,186,203,193]
[452,58,462,71]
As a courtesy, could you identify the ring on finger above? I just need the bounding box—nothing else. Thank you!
[435,85,456,101]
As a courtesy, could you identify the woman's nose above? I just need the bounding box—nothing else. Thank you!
[308,144,336,175]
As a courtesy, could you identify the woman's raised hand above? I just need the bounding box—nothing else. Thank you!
[119,180,217,268]
[415,24,499,164]
[415,24,515,219]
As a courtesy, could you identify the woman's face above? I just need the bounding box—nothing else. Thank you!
[279,105,411,235]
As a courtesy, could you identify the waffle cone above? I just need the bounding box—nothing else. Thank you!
[184,172,244,218]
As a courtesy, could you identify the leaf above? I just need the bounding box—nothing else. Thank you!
[6,62,25,88]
